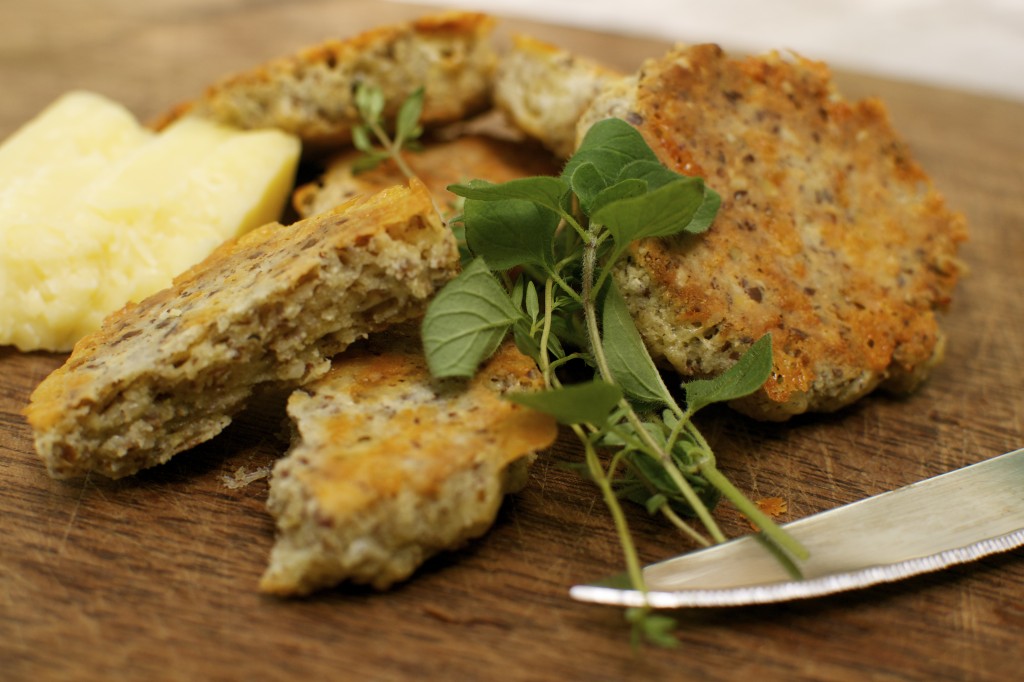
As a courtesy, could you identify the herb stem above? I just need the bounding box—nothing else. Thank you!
[659,505,712,547]
[574,423,647,595]
[548,270,584,306]
[582,223,727,546]
[539,278,556,383]
[698,462,809,560]
[367,120,417,182]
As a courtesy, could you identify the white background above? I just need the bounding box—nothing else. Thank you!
[399,0,1024,101]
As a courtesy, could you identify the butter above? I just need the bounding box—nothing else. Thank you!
[0,91,301,351]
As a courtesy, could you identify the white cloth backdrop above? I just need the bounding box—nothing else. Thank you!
[397,0,1024,101]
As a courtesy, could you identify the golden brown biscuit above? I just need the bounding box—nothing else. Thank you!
[260,332,557,595]
[292,133,560,219]
[154,12,498,151]
[579,44,968,420]
[26,180,458,479]
[494,34,623,158]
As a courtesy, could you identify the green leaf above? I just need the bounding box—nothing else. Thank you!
[645,493,668,515]
[525,280,540,321]
[507,380,623,425]
[593,177,706,245]
[618,445,721,516]
[589,178,648,216]
[683,334,774,414]
[601,280,673,406]
[448,176,570,216]
[616,159,682,190]
[463,198,558,271]
[567,161,607,211]
[688,186,722,234]
[351,151,388,174]
[563,118,659,186]
[351,125,374,154]
[422,258,524,378]
[512,317,542,364]
[626,609,679,649]
[354,83,384,124]
[395,87,424,145]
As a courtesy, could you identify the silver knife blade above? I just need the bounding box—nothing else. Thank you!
[570,447,1024,608]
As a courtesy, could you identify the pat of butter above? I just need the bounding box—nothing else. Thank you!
[0,91,301,352]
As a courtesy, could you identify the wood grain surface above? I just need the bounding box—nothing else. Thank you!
[3,1,1023,680]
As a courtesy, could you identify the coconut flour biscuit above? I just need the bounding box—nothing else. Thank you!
[154,12,498,151]
[260,332,557,595]
[292,133,560,220]
[578,44,967,420]
[26,180,458,479]
[494,34,623,159]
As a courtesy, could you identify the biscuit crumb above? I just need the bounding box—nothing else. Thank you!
[221,465,271,490]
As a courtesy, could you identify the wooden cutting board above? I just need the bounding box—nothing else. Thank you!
[3,2,1023,680]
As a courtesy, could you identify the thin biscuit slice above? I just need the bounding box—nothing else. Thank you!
[154,12,498,151]
[494,34,623,158]
[260,334,557,595]
[292,133,560,220]
[26,180,458,479]
[578,44,967,420]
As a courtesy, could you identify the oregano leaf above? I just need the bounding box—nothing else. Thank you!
[395,87,424,146]
[617,159,683,190]
[507,380,623,425]
[422,258,524,378]
[589,178,649,216]
[563,118,658,185]
[688,186,722,234]
[512,317,542,364]
[683,334,774,414]
[351,151,388,174]
[351,125,374,154]
[354,82,384,124]
[592,177,706,244]
[568,161,607,211]
[463,198,558,271]
[448,176,570,217]
[525,280,540,321]
[602,280,673,406]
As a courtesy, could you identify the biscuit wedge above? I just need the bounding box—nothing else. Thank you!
[154,12,497,151]
[260,332,557,595]
[26,180,458,479]
[579,44,967,420]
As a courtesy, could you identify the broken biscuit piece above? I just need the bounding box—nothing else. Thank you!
[26,180,458,479]
[154,12,498,151]
[260,333,557,595]
[292,133,560,220]
[494,34,623,159]
[579,44,967,420]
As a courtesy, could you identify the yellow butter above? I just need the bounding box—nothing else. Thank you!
[0,91,301,352]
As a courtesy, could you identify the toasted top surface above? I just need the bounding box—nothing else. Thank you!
[25,180,452,434]
[582,44,967,419]
[283,334,557,519]
[154,12,497,150]
[293,133,560,219]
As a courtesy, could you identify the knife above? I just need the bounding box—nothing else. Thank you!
[570,447,1024,608]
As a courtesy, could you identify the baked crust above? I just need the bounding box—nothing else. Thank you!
[292,133,560,219]
[494,34,623,158]
[260,333,556,595]
[26,180,458,479]
[579,44,968,420]
[153,12,498,151]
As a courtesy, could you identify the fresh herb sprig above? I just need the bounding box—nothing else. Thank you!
[352,83,425,178]
[421,118,808,646]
